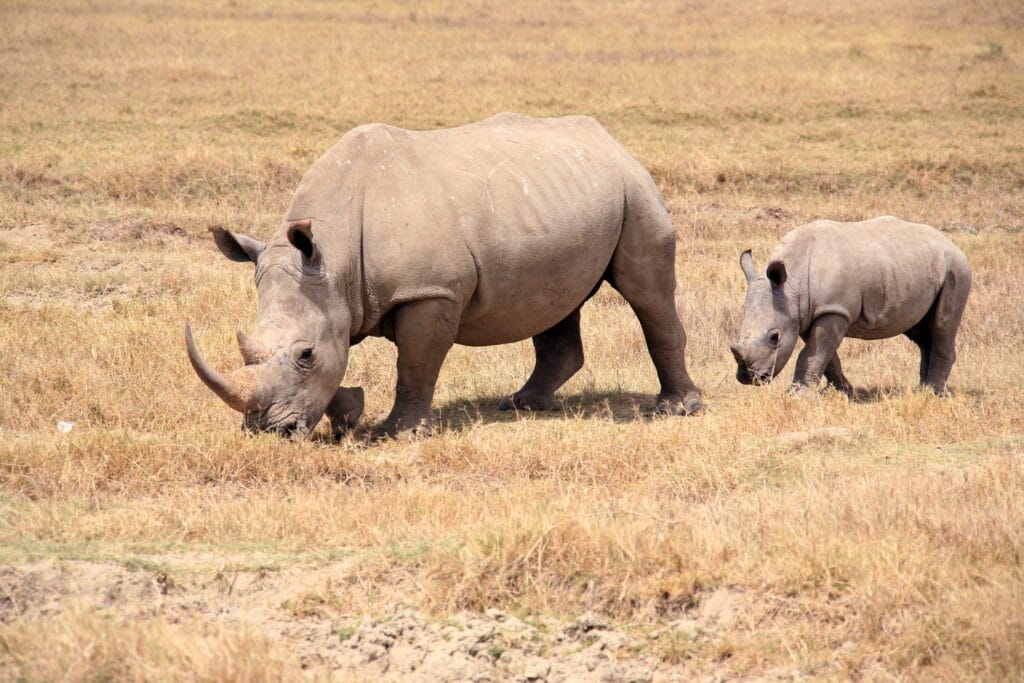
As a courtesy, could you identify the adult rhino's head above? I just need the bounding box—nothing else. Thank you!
[185,222,355,440]
[729,249,800,385]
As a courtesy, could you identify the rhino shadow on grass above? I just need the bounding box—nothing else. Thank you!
[436,391,660,428]
[304,391,659,442]
[844,384,979,403]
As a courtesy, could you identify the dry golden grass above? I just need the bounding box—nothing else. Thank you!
[2,0,1024,679]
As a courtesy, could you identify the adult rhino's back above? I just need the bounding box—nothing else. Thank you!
[357,114,654,345]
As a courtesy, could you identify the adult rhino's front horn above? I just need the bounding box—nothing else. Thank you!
[184,322,267,413]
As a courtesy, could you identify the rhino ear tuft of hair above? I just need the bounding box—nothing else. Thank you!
[286,220,317,263]
[766,260,787,288]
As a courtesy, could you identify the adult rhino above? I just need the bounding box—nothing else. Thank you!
[186,113,703,439]
[730,216,971,395]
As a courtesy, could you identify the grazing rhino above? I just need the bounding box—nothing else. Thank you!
[730,216,971,395]
[186,113,703,439]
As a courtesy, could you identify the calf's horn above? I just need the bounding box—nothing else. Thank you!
[185,322,261,413]
[740,249,757,283]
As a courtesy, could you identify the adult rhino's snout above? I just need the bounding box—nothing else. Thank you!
[185,322,267,413]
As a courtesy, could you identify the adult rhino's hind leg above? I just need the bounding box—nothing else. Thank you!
[921,268,971,394]
[607,191,702,415]
[499,308,584,412]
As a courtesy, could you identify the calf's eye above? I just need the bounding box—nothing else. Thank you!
[768,331,780,346]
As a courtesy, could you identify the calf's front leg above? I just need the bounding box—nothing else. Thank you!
[379,298,458,438]
[823,354,854,397]
[791,314,850,395]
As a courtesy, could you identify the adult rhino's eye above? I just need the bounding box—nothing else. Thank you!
[299,347,315,362]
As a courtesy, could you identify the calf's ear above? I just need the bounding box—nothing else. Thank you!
[210,226,266,264]
[766,260,787,288]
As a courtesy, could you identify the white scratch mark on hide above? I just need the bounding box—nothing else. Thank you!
[454,164,507,213]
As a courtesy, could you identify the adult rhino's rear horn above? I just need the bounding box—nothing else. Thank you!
[236,330,271,365]
[185,322,262,413]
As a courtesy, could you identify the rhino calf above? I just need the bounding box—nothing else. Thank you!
[730,216,971,395]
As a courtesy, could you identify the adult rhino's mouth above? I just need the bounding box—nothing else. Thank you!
[278,420,310,441]
[243,412,312,441]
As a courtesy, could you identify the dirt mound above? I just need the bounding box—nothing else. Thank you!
[333,610,657,682]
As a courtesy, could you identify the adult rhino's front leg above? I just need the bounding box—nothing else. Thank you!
[791,314,850,395]
[379,299,458,438]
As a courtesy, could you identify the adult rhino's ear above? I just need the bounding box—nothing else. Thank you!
[766,260,787,288]
[740,249,757,283]
[286,220,319,265]
[210,226,266,264]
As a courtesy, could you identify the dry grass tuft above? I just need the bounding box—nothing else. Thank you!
[1,610,293,682]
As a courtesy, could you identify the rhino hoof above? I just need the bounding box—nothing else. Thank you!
[788,383,821,398]
[498,395,558,412]
[656,394,703,416]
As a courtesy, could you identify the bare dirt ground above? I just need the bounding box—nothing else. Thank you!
[1,557,782,681]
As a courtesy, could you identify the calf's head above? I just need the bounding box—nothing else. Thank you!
[185,222,351,440]
[730,250,799,385]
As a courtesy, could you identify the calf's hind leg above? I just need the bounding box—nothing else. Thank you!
[499,308,584,412]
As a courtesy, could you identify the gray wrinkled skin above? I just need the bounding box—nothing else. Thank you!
[187,113,703,439]
[731,216,971,395]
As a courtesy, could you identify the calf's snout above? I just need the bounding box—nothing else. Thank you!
[729,343,744,363]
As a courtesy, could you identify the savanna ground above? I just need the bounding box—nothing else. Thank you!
[2,0,1023,679]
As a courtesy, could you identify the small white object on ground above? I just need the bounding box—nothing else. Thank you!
[57,421,74,433]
